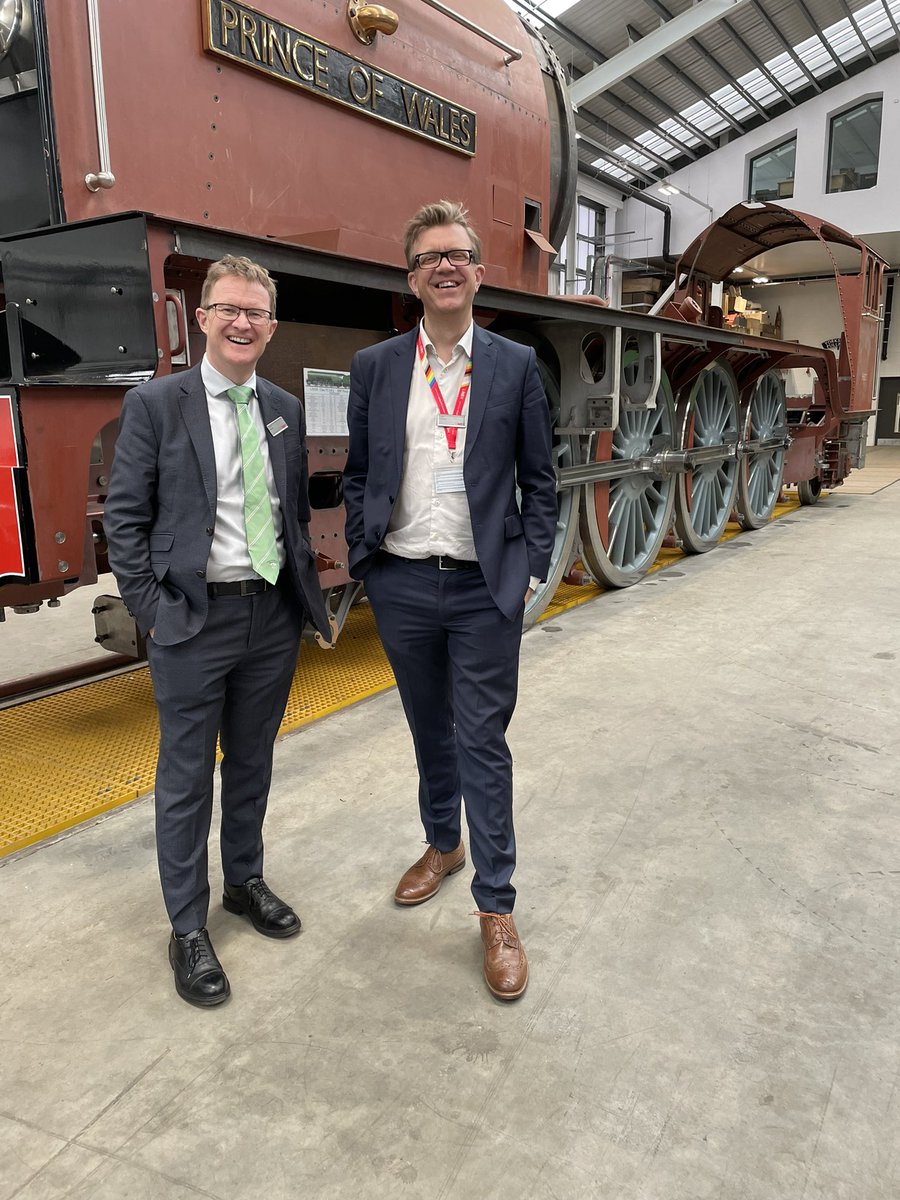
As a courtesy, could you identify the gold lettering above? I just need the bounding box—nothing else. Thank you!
[269,24,291,72]
[459,112,472,148]
[372,71,384,111]
[292,35,314,81]
[413,92,429,128]
[219,1,238,48]
[449,108,461,145]
[401,87,418,124]
[314,45,329,89]
[422,97,439,134]
[438,102,449,140]
[348,64,371,106]
[240,12,261,61]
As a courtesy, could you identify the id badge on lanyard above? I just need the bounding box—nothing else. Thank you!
[417,331,472,458]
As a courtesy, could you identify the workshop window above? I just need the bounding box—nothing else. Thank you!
[748,138,796,202]
[827,98,882,193]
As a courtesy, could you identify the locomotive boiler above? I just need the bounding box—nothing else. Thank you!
[0,0,887,645]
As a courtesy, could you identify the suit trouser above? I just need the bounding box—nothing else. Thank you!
[147,583,302,935]
[364,554,524,913]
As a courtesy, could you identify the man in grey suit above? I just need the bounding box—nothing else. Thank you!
[105,255,331,1008]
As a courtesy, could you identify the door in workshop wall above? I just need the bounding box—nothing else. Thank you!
[875,377,900,444]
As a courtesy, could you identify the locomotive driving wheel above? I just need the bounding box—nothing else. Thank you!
[674,362,740,553]
[579,372,677,588]
[735,370,788,529]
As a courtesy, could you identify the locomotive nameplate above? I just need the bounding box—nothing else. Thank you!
[203,1,477,155]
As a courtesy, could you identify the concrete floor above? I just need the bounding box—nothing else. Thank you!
[3,476,900,1199]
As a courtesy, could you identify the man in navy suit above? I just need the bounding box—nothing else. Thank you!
[344,201,557,1000]
[105,255,331,1007]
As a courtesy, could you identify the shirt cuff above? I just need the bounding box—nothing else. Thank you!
[528,575,540,592]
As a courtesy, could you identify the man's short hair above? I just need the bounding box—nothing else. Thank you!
[200,255,277,312]
[403,200,482,269]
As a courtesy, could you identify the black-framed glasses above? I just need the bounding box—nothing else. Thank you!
[412,248,476,270]
[204,303,273,325]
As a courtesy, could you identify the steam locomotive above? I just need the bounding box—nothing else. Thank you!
[0,0,887,646]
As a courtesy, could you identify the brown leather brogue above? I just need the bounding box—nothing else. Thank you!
[394,841,466,905]
[476,911,528,1000]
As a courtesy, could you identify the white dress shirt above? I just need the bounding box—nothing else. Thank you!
[382,324,541,593]
[383,320,477,561]
[200,356,286,582]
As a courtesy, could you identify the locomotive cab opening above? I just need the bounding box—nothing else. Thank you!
[0,0,59,236]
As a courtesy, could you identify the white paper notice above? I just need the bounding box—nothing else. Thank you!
[302,369,350,437]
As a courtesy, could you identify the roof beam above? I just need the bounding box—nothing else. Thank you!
[568,0,752,108]
[793,0,848,78]
[880,0,900,43]
[573,80,701,161]
[748,0,822,92]
[835,0,878,65]
[641,0,769,120]
[576,134,660,185]
[624,23,747,136]
[577,117,676,173]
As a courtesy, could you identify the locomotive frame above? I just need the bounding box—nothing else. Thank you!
[0,0,889,642]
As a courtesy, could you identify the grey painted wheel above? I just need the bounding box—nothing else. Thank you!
[580,373,677,588]
[736,371,788,530]
[674,362,740,553]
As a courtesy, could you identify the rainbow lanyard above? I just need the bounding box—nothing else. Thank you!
[417,331,472,453]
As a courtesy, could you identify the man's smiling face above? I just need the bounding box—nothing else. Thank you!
[196,276,277,384]
[407,223,485,328]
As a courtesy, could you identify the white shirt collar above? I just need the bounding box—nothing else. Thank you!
[201,354,258,399]
[419,319,474,361]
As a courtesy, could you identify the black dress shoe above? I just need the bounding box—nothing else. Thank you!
[168,928,230,1008]
[222,877,301,938]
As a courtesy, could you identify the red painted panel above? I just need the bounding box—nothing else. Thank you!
[43,0,553,293]
[0,396,25,578]
[0,394,21,468]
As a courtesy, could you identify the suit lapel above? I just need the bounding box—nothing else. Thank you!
[465,325,497,454]
[178,366,217,521]
[389,330,416,470]
[257,382,288,504]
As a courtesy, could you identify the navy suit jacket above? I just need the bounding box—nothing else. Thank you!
[343,325,558,621]
[105,363,331,646]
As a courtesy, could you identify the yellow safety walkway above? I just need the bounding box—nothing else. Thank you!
[0,502,799,857]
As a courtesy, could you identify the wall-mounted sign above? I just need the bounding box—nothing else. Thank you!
[202,1,477,155]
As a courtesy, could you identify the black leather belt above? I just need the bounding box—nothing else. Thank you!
[385,552,480,571]
[207,578,277,597]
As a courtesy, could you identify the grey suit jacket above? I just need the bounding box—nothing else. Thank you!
[105,363,330,646]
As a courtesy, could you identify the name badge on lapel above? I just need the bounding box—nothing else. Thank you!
[267,416,289,436]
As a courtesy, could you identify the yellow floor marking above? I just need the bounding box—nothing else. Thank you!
[0,499,801,857]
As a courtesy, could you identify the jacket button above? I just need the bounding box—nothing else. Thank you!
[206,526,214,536]
[195,569,205,577]
[388,496,395,504]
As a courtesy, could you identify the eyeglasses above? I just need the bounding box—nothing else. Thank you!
[204,303,273,325]
[412,249,477,270]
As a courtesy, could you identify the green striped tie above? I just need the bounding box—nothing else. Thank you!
[226,386,280,584]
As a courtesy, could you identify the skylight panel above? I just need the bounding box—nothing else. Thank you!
[591,157,634,181]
